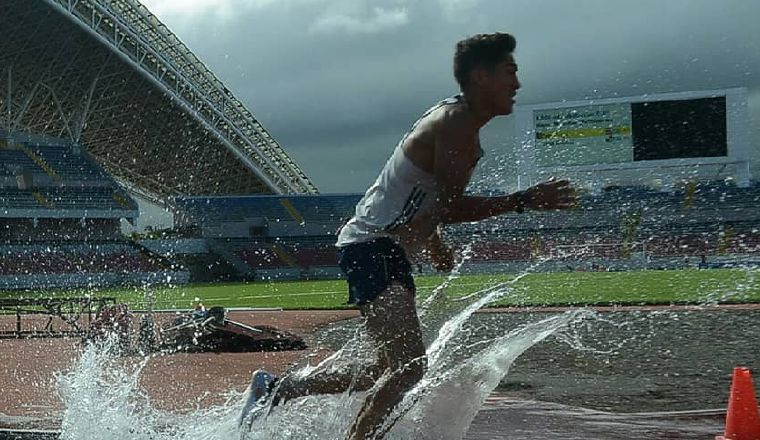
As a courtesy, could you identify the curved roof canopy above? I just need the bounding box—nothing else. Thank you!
[0,0,318,203]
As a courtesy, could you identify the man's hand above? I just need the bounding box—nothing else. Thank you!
[522,179,576,211]
[426,227,454,272]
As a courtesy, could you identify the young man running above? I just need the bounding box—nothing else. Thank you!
[241,32,576,439]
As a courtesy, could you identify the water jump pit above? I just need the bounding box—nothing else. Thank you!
[1,304,759,439]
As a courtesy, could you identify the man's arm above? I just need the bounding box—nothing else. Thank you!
[428,109,576,223]
[438,192,526,224]
[404,179,575,231]
[423,226,454,272]
[439,179,576,224]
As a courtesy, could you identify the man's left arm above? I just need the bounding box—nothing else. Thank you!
[438,178,576,224]
[416,179,575,272]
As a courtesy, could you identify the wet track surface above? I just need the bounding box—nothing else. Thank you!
[465,398,723,439]
[492,308,760,412]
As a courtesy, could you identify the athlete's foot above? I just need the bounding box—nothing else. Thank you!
[239,369,278,429]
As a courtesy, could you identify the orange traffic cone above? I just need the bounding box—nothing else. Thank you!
[716,367,760,440]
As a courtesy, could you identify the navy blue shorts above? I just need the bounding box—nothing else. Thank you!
[337,237,416,305]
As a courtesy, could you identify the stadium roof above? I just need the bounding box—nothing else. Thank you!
[0,0,318,204]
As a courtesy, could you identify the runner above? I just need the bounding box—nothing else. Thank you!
[241,32,576,439]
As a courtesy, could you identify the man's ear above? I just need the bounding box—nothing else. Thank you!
[470,67,488,87]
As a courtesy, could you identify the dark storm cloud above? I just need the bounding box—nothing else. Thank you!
[143,0,760,192]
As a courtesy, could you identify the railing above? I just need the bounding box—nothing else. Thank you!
[0,296,116,338]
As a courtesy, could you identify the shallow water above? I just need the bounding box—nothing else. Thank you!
[56,272,599,440]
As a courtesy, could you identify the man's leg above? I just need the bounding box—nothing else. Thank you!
[240,334,382,428]
[347,284,427,440]
[268,239,391,404]
[271,335,382,404]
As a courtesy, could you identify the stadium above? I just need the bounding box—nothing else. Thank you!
[1,0,759,292]
[1,1,759,439]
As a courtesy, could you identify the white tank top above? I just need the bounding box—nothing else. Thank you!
[336,95,482,247]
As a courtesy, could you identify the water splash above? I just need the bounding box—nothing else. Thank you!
[57,283,598,440]
[57,336,243,440]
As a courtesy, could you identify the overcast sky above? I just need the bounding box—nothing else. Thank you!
[141,0,760,194]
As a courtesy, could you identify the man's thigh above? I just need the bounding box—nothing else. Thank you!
[362,285,425,369]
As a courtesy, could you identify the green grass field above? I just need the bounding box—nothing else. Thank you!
[2,268,758,310]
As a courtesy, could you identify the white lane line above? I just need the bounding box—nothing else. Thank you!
[232,281,498,300]
[162,280,506,302]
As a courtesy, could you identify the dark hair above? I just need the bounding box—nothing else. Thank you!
[453,33,516,89]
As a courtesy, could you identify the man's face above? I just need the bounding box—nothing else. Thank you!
[477,55,520,115]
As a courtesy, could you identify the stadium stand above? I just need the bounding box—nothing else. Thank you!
[0,0,316,290]
[169,195,361,280]
[0,134,187,289]
[175,194,360,229]
[167,180,760,280]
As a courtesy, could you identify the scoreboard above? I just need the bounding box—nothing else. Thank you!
[534,102,633,167]
[513,88,750,189]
